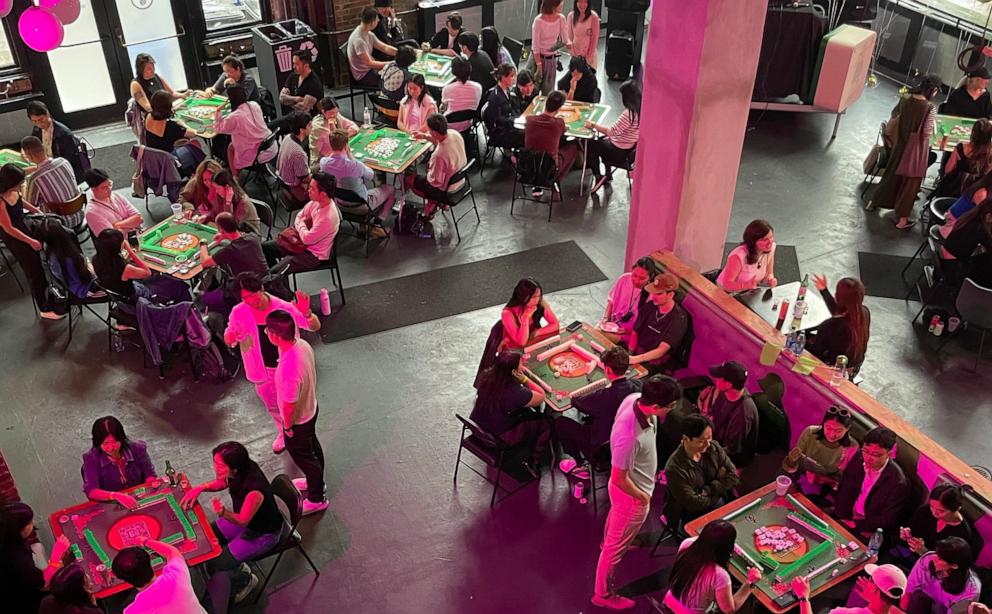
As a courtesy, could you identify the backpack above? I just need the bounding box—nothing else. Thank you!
[192,340,240,382]
[393,202,419,235]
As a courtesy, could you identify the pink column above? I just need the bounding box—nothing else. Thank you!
[624,0,769,272]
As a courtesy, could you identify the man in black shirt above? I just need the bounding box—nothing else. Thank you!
[205,55,260,103]
[511,69,538,114]
[458,32,497,92]
[430,12,464,57]
[372,0,417,60]
[199,212,268,313]
[279,51,323,117]
[555,347,641,473]
[940,67,992,119]
[696,360,759,467]
[629,273,690,374]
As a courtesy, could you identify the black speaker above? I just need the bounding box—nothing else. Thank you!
[605,30,635,81]
[605,0,650,12]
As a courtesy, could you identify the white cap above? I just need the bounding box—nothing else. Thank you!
[864,563,907,599]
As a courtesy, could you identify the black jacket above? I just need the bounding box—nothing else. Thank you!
[33,120,85,182]
[484,86,515,134]
[572,378,641,447]
[833,453,910,536]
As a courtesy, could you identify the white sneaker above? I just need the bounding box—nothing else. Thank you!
[39,311,66,320]
[272,433,285,454]
[591,593,636,610]
[234,571,259,603]
[301,498,329,516]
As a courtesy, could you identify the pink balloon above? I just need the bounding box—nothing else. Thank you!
[19,8,64,53]
[39,0,81,26]
[0,0,12,20]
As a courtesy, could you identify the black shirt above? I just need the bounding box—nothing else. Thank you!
[430,29,462,53]
[282,71,324,116]
[557,71,598,103]
[940,86,992,119]
[39,595,102,614]
[143,120,187,153]
[257,325,279,368]
[213,235,268,277]
[94,257,135,300]
[470,383,533,434]
[633,302,690,365]
[510,86,537,115]
[135,74,165,102]
[229,466,284,535]
[468,51,497,92]
[572,378,642,446]
[908,504,981,554]
[944,218,992,261]
[0,543,45,613]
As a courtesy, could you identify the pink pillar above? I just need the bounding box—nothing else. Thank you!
[625,0,769,272]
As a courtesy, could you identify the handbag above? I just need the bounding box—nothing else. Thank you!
[131,145,146,197]
[276,227,307,254]
[862,144,883,175]
[896,106,932,178]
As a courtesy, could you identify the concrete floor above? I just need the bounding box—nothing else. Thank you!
[1,67,990,612]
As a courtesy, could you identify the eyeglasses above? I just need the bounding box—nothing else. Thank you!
[826,406,851,418]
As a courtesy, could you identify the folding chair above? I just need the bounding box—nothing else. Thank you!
[248,474,321,602]
[338,42,380,121]
[937,277,992,371]
[368,93,400,128]
[511,151,561,221]
[444,109,480,162]
[453,414,539,508]
[289,241,345,305]
[334,187,390,256]
[240,133,280,202]
[502,36,524,67]
[252,198,276,240]
[47,193,91,245]
[430,159,480,243]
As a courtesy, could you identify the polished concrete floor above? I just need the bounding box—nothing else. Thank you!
[1,67,990,612]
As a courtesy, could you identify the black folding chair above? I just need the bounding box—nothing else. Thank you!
[289,241,345,305]
[368,93,400,128]
[334,187,390,256]
[511,151,561,221]
[241,132,280,202]
[249,474,321,602]
[338,42,380,121]
[502,36,523,67]
[445,109,480,162]
[252,198,276,240]
[453,414,539,508]
[430,159,480,243]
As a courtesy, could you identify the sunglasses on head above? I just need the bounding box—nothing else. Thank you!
[827,406,851,418]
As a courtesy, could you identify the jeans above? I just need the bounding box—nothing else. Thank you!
[205,517,282,613]
[594,482,650,598]
[286,411,326,503]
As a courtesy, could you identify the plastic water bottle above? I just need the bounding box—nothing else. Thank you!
[795,332,806,355]
[319,288,331,316]
[830,355,848,387]
[867,528,884,558]
[363,106,372,129]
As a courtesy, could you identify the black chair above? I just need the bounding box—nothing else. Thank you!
[130,145,184,212]
[48,193,91,245]
[289,241,345,305]
[0,239,25,294]
[861,121,891,200]
[339,42,380,121]
[46,263,110,346]
[511,151,561,221]
[240,132,280,201]
[478,104,513,176]
[922,196,956,235]
[902,224,943,284]
[906,232,959,325]
[265,164,307,224]
[502,36,523,67]
[252,198,275,240]
[445,109,480,162]
[367,93,400,127]
[334,187,390,256]
[452,414,538,508]
[937,277,992,371]
[429,159,480,243]
[248,474,321,603]
[650,491,687,557]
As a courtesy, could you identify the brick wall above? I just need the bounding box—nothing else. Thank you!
[329,0,420,86]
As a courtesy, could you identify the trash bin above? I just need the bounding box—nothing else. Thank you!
[252,19,319,118]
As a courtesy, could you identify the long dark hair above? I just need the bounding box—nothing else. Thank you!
[406,73,428,105]
[36,217,93,288]
[951,197,992,240]
[0,502,33,555]
[669,520,737,602]
[212,441,260,492]
[227,84,248,112]
[968,118,992,176]
[91,415,130,452]
[933,537,973,595]
[480,27,502,63]
[505,277,542,310]
[910,74,942,100]
[930,484,964,513]
[476,350,523,404]
[620,79,641,122]
[211,168,249,221]
[834,278,869,367]
[815,406,854,446]
[741,219,773,265]
[49,563,94,607]
[93,228,127,279]
[572,0,592,22]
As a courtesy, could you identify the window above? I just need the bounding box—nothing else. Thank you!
[201,0,262,32]
[925,0,992,27]
[0,24,16,70]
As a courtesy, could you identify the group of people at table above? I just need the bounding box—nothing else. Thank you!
[868,69,992,289]
[1,275,329,613]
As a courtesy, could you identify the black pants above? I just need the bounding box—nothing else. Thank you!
[1,230,51,311]
[286,412,325,503]
[355,70,381,88]
[261,240,322,273]
[587,139,632,179]
[499,414,552,463]
[554,416,599,463]
[489,128,525,150]
[411,175,449,203]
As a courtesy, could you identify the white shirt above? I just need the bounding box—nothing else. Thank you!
[225,296,312,383]
[275,338,318,427]
[124,557,206,614]
[854,459,887,517]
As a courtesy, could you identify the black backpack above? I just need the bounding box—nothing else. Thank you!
[192,340,240,382]
[393,202,419,235]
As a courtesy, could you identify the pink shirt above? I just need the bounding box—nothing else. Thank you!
[86,192,141,237]
[441,81,483,131]
[295,199,340,260]
[123,557,206,614]
[606,272,643,335]
[399,95,438,134]
[276,338,317,426]
[531,14,570,56]
[427,130,467,192]
[213,101,275,169]
[567,11,600,70]
[225,296,312,383]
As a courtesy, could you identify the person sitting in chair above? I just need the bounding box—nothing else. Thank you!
[84,168,143,238]
[380,44,418,103]
[511,69,538,114]
[441,57,483,133]
[524,89,579,192]
[320,129,394,238]
[458,32,497,92]
[262,171,339,273]
[279,51,323,117]
[212,85,276,178]
[20,135,84,229]
[204,55,260,103]
[483,64,526,150]
[347,8,397,88]
[664,414,740,524]
[600,256,658,343]
[696,360,759,468]
[26,100,86,182]
[403,114,466,221]
[310,97,358,160]
[429,12,464,57]
[833,426,910,540]
[397,74,438,136]
[558,55,597,103]
[585,79,640,194]
[276,112,312,207]
[628,273,690,375]
[112,539,206,613]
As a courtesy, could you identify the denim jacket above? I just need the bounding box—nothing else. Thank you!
[81,440,156,495]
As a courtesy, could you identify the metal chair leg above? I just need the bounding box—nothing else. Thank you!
[252,550,286,604]
[297,543,321,574]
[901,239,928,283]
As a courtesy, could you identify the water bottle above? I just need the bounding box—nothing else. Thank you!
[867,528,884,558]
[795,331,806,355]
[830,355,848,387]
[319,288,331,316]
[363,106,372,129]
[573,482,585,500]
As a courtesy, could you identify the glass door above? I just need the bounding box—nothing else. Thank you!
[114,0,188,91]
[44,0,120,117]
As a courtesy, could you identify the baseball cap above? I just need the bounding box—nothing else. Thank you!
[864,564,907,600]
[968,67,990,80]
[644,273,679,294]
[709,360,748,389]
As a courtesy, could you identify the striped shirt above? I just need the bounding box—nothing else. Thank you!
[277,135,310,187]
[607,108,639,150]
[26,157,83,227]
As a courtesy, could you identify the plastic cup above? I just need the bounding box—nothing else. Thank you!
[948,317,961,333]
[170,203,183,220]
[775,475,792,496]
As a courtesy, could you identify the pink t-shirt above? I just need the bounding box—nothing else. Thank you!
[567,11,600,69]
[276,338,317,426]
[225,296,312,383]
[124,557,206,614]
[531,14,569,56]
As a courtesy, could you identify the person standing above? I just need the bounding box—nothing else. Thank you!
[531,0,572,95]
[225,273,320,453]
[266,309,329,514]
[593,375,683,610]
[868,75,941,229]
[567,0,601,71]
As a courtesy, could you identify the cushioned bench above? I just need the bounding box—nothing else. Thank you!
[652,250,992,567]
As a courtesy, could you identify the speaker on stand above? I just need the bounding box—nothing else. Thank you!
[604,0,648,81]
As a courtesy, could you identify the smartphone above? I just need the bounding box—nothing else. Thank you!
[565,320,582,332]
